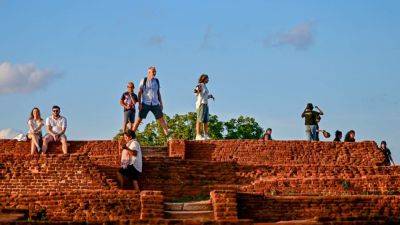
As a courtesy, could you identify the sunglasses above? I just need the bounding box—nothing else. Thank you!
[53,110,59,113]
[127,86,134,88]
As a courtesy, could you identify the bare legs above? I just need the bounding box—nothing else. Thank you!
[42,135,68,155]
[196,122,209,138]
[29,134,41,155]
[132,117,169,136]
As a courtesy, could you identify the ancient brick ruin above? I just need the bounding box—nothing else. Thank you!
[1,139,399,224]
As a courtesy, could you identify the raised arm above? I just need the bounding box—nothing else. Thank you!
[315,106,324,115]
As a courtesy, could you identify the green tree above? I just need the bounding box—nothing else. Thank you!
[113,113,262,145]
[224,116,263,139]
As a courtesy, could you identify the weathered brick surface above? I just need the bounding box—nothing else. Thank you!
[237,193,400,223]
[211,190,238,221]
[1,139,399,223]
[181,140,385,166]
[140,191,164,220]
[0,190,140,222]
[0,139,167,158]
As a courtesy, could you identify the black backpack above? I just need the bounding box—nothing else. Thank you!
[142,77,160,91]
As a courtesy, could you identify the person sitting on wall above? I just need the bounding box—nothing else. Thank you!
[301,103,324,141]
[263,128,273,141]
[118,130,142,190]
[344,130,356,142]
[42,105,68,155]
[334,130,343,142]
[380,141,395,166]
[27,107,44,155]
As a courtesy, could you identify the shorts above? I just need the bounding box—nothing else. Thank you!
[123,109,136,124]
[119,164,141,181]
[196,104,209,123]
[139,103,163,120]
[44,134,67,142]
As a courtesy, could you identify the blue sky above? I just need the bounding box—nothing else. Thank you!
[0,1,399,160]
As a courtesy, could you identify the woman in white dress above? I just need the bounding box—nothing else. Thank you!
[27,107,44,154]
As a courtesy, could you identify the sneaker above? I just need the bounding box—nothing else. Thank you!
[204,134,211,140]
[195,135,204,141]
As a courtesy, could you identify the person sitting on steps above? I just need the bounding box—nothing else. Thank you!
[380,141,395,166]
[263,128,273,141]
[344,130,356,142]
[118,130,142,190]
[131,66,171,139]
[27,107,44,155]
[42,105,68,155]
[194,74,214,140]
[334,130,343,142]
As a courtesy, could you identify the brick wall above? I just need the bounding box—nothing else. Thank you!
[211,190,238,221]
[0,190,141,222]
[0,139,167,158]
[180,140,386,166]
[237,193,400,222]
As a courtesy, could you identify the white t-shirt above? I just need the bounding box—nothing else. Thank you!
[46,116,67,134]
[121,139,142,172]
[195,83,211,109]
[27,119,44,134]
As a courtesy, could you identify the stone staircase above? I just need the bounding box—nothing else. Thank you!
[164,200,213,220]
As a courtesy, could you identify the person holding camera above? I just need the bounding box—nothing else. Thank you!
[194,74,214,140]
[118,130,142,190]
[301,103,324,141]
[120,82,138,132]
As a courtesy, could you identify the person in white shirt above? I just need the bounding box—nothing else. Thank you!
[118,130,142,190]
[27,107,44,155]
[42,105,68,154]
[194,74,214,140]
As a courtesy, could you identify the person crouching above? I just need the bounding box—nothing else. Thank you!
[118,130,142,190]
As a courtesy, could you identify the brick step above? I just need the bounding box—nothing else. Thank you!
[0,209,28,222]
[241,175,400,196]
[0,213,26,222]
[164,200,212,211]
[164,210,213,220]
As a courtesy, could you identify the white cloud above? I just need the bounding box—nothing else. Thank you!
[0,128,20,139]
[0,62,60,94]
[264,22,315,50]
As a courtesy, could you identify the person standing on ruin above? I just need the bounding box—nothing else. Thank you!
[344,130,356,142]
[131,66,170,139]
[194,74,214,140]
[301,103,324,141]
[42,105,68,154]
[380,141,395,166]
[120,82,138,132]
[118,130,142,190]
[27,107,44,154]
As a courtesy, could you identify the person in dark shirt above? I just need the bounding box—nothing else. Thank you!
[263,128,273,141]
[344,130,356,142]
[334,130,343,142]
[120,82,139,132]
[301,103,324,141]
[380,141,395,166]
